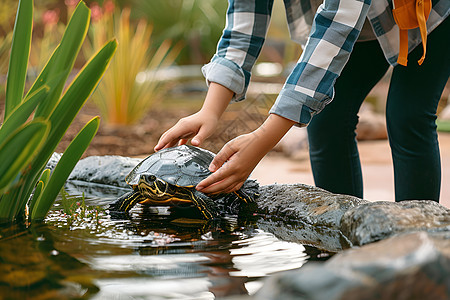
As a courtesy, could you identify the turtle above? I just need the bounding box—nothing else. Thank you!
[109,145,259,219]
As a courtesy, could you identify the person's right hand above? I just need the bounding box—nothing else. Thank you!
[154,110,219,151]
[154,82,234,151]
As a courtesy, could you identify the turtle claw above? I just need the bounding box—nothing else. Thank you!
[109,191,143,214]
[192,190,221,220]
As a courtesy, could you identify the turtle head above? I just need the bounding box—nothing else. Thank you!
[138,174,170,199]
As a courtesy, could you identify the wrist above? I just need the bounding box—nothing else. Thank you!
[249,113,295,153]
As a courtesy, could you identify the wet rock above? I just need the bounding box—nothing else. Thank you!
[68,155,142,189]
[341,200,450,246]
[257,184,367,228]
[256,219,350,252]
[256,231,450,300]
[45,152,63,171]
[255,184,366,251]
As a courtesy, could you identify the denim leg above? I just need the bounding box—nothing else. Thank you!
[307,40,389,198]
[386,18,450,202]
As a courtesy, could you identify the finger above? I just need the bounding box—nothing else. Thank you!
[191,125,211,146]
[209,143,237,172]
[200,176,239,194]
[178,139,188,146]
[196,165,233,191]
[155,129,194,151]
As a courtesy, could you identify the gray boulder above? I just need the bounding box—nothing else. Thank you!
[257,231,450,300]
[256,184,367,251]
[68,155,142,189]
[341,200,450,246]
[258,184,367,227]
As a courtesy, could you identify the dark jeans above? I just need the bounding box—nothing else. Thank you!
[307,17,450,202]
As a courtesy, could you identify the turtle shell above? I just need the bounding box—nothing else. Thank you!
[126,145,215,187]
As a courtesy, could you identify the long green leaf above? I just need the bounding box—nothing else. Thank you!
[29,181,44,219]
[0,85,48,145]
[9,41,116,225]
[32,117,100,221]
[32,1,90,119]
[31,39,117,174]
[4,0,33,119]
[0,120,49,193]
[28,168,51,215]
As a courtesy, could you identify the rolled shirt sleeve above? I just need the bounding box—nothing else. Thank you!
[203,0,371,126]
[270,0,372,125]
[202,0,274,102]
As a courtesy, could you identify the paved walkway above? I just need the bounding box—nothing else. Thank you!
[251,132,450,208]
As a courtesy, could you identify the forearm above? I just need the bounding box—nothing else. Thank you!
[252,113,296,153]
[200,82,234,119]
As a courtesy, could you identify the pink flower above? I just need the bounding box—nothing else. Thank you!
[90,2,103,23]
[103,0,115,14]
[64,0,80,8]
[42,9,60,26]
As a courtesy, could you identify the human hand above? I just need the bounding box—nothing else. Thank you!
[196,132,266,194]
[154,111,219,151]
[154,82,233,151]
[196,113,296,194]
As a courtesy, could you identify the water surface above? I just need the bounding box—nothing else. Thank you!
[0,184,332,299]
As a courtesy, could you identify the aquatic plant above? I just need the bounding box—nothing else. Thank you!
[83,3,179,125]
[0,0,117,224]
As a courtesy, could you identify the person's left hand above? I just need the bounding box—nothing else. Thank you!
[196,132,266,194]
[196,113,296,194]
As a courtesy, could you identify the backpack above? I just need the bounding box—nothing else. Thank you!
[392,0,432,66]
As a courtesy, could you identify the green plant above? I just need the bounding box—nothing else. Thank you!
[60,188,84,216]
[0,0,117,224]
[28,7,65,78]
[131,0,227,64]
[84,5,179,125]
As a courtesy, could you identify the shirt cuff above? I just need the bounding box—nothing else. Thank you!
[269,88,331,126]
[201,56,247,102]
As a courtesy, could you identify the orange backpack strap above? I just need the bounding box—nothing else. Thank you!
[392,0,431,66]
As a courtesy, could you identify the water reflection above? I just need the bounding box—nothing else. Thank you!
[0,186,330,299]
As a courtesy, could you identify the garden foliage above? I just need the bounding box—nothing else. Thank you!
[131,0,227,64]
[84,4,179,125]
[0,0,117,224]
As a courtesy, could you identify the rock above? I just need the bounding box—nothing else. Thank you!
[355,103,387,140]
[45,152,63,171]
[68,155,142,189]
[256,231,450,300]
[258,184,367,228]
[275,126,309,160]
[256,218,350,252]
[256,184,367,251]
[341,200,450,246]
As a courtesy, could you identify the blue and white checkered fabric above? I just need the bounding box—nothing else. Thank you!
[202,0,449,125]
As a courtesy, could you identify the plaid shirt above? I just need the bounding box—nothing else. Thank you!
[202,0,449,125]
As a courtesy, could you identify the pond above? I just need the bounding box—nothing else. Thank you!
[0,183,333,299]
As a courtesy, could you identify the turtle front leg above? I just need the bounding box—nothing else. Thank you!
[192,190,221,220]
[109,191,144,213]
